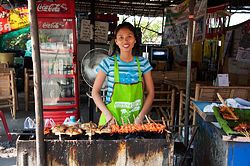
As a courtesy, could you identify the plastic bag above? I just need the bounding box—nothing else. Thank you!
[63,116,79,126]
[44,118,56,128]
[24,117,36,129]
[234,98,250,107]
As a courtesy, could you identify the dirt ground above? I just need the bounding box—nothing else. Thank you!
[0,93,34,166]
[0,136,17,166]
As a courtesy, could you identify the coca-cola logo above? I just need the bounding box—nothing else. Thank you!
[37,3,68,13]
[42,22,64,29]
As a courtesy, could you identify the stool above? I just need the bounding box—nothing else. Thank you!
[0,110,12,141]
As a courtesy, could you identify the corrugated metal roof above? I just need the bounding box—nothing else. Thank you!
[1,0,249,17]
[75,0,250,17]
[75,0,185,17]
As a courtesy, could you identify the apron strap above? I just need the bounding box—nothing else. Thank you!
[114,55,142,83]
[114,55,119,83]
[136,56,142,82]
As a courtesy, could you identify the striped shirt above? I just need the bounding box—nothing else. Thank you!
[97,55,152,104]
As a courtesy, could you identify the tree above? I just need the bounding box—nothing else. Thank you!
[137,18,162,44]
[119,15,163,44]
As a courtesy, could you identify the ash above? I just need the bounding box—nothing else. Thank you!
[0,136,17,158]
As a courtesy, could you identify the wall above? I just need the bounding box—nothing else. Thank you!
[222,20,250,86]
[77,43,109,63]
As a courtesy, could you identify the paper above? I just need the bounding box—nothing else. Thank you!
[80,20,109,43]
[217,74,229,86]
[95,21,109,43]
[80,19,91,41]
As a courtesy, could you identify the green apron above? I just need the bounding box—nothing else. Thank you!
[99,55,143,126]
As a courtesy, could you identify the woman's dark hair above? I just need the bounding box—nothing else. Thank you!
[109,22,140,56]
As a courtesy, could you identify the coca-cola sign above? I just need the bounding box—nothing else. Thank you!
[37,3,67,13]
[36,0,75,18]
[42,22,65,29]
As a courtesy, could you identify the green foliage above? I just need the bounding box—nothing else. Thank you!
[8,33,28,50]
[137,19,162,44]
[39,33,49,43]
[0,26,30,51]
[119,15,163,44]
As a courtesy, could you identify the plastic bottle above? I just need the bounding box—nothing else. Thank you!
[63,116,77,126]
[70,116,76,122]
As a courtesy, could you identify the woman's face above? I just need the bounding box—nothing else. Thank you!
[115,27,136,53]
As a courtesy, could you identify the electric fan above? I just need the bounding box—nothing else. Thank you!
[80,48,109,90]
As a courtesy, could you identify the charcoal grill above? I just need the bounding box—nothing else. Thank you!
[17,131,174,166]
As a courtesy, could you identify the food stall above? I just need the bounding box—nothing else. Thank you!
[14,0,177,165]
[11,0,250,165]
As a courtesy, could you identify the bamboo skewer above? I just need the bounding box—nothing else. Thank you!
[145,115,150,123]
[127,117,131,124]
[133,114,136,123]
[114,118,118,125]
[162,117,166,127]
[121,117,125,126]
[217,93,227,106]
[59,134,62,141]
[148,116,157,124]
[161,117,171,134]
[217,93,239,121]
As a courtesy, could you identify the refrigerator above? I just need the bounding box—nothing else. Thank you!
[36,0,79,124]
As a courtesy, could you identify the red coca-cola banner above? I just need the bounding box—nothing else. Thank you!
[36,0,75,18]
[38,18,74,29]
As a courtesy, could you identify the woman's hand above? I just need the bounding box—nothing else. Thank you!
[134,114,144,124]
[106,114,116,126]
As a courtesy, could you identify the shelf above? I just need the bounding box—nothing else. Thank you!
[43,104,77,110]
[43,97,75,102]
[40,49,73,54]
[43,97,77,110]
[40,52,74,58]
[42,74,75,79]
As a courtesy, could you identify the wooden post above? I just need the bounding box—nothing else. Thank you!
[192,83,201,125]
[24,68,29,112]
[178,90,184,135]
[184,0,195,147]
[88,0,96,122]
[10,70,16,119]
[28,0,45,165]
[170,89,175,127]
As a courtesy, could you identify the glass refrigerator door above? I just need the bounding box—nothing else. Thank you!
[38,18,76,107]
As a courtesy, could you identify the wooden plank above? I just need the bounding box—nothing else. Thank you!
[0,69,16,119]
[0,63,8,68]
[0,74,11,96]
[0,96,12,100]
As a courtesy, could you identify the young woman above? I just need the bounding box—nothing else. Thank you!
[92,22,154,126]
